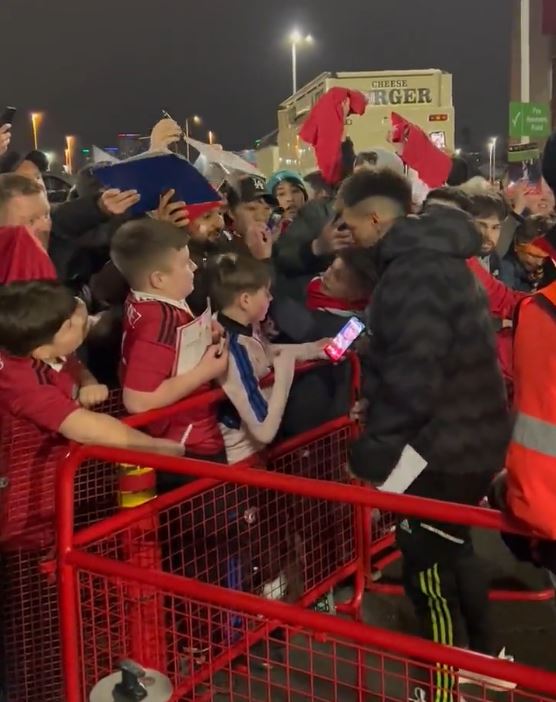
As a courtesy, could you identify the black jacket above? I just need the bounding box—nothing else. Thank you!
[272,199,334,302]
[349,207,511,510]
[49,196,111,283]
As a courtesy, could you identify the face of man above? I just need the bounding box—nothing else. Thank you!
[342,205,390,248]
[525,189,556,216]
[275,181,306,218]
[474,215,502,255]
[230,198,272,236]
[0,191,52,249]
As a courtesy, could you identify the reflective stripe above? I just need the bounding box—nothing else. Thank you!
[513,412,556,458]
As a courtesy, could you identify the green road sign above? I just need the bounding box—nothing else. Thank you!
[510,102,551,139]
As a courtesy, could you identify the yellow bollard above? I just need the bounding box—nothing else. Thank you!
[118,464,157,509]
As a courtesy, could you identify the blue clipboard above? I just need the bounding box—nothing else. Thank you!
[93,153,221,216]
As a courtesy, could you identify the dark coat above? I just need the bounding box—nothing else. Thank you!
[272,199,334,302]
[349,207,511,515]
[49,196,111,283]
[500,250,538,293]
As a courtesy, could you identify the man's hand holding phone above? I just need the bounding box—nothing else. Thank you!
[0,124,11,157]
[0,106,16,158]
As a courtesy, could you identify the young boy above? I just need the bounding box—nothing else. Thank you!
[306,247,375,320]
[267,170,308,222]
[209,252,330,609]
[208,252,326,464]
[0,279,181,454]
[110,219,229,489]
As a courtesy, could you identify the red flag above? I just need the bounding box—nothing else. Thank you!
[390,113,452,188]
[300,87,367,185]
[543,0,556,34]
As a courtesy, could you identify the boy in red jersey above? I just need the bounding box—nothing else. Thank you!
[0,279,182,454]
[111,219,229,491]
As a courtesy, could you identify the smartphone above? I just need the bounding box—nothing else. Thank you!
[268,211,283,229]
[324,316,365,362]
[1,106,16,127]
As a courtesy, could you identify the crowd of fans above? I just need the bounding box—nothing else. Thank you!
[2,110,556,695]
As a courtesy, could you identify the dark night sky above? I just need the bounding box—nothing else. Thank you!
[1,0,512,157]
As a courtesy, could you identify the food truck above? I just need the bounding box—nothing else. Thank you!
[256,69,454,176]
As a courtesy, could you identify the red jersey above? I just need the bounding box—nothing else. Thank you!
[0,353,80,433]
[0,353,82,548]
[121,292,223,455]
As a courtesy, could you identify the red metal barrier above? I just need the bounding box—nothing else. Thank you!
[56,449,556,702]
[0,357,358,701]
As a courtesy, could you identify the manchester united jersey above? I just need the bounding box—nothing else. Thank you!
[121,292,224,455]
[0,353,81,433]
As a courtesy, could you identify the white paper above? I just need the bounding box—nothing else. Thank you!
[174,304,212,376]
[378,444,428,495]
[184,136,264,176]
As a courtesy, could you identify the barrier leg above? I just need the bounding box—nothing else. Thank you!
[119,465,166,671]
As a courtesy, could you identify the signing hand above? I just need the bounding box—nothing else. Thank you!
[0,124,11,157]
[99,189,140,216]
[149,118,182,152]
[154,189,190,228]
[79,383,109,408]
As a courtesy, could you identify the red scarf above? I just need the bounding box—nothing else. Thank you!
[306,276,368,314]
[0,226,57,284]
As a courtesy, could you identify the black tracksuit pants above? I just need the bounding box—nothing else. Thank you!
[396,520,494,702]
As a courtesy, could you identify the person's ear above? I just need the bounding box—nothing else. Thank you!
[149,270,166,290]
[239,291,251,310]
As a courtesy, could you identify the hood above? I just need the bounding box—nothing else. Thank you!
[378,205,482,265]
[0,227,57,284]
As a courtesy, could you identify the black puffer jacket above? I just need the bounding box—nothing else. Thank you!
[350,207,511,512]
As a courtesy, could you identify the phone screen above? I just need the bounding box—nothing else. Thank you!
[324,317,365,362]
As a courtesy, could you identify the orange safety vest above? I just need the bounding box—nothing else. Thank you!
[506,281,556,539]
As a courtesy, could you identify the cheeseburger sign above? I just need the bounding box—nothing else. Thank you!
[366,78,433,106]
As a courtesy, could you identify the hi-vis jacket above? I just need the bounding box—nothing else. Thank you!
[506,281,556,539]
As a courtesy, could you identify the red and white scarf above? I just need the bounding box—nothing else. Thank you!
[306,276,368,317]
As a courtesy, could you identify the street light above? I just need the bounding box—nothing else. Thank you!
[289,29,314,95]
[488,137,498,183]
[184,115,202,161]
[65,136,75,176]
[43,151,56,171]
[30,112,43,150]
[208,130,215,145]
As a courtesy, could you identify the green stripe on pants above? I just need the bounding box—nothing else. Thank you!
[418,566,456,702]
